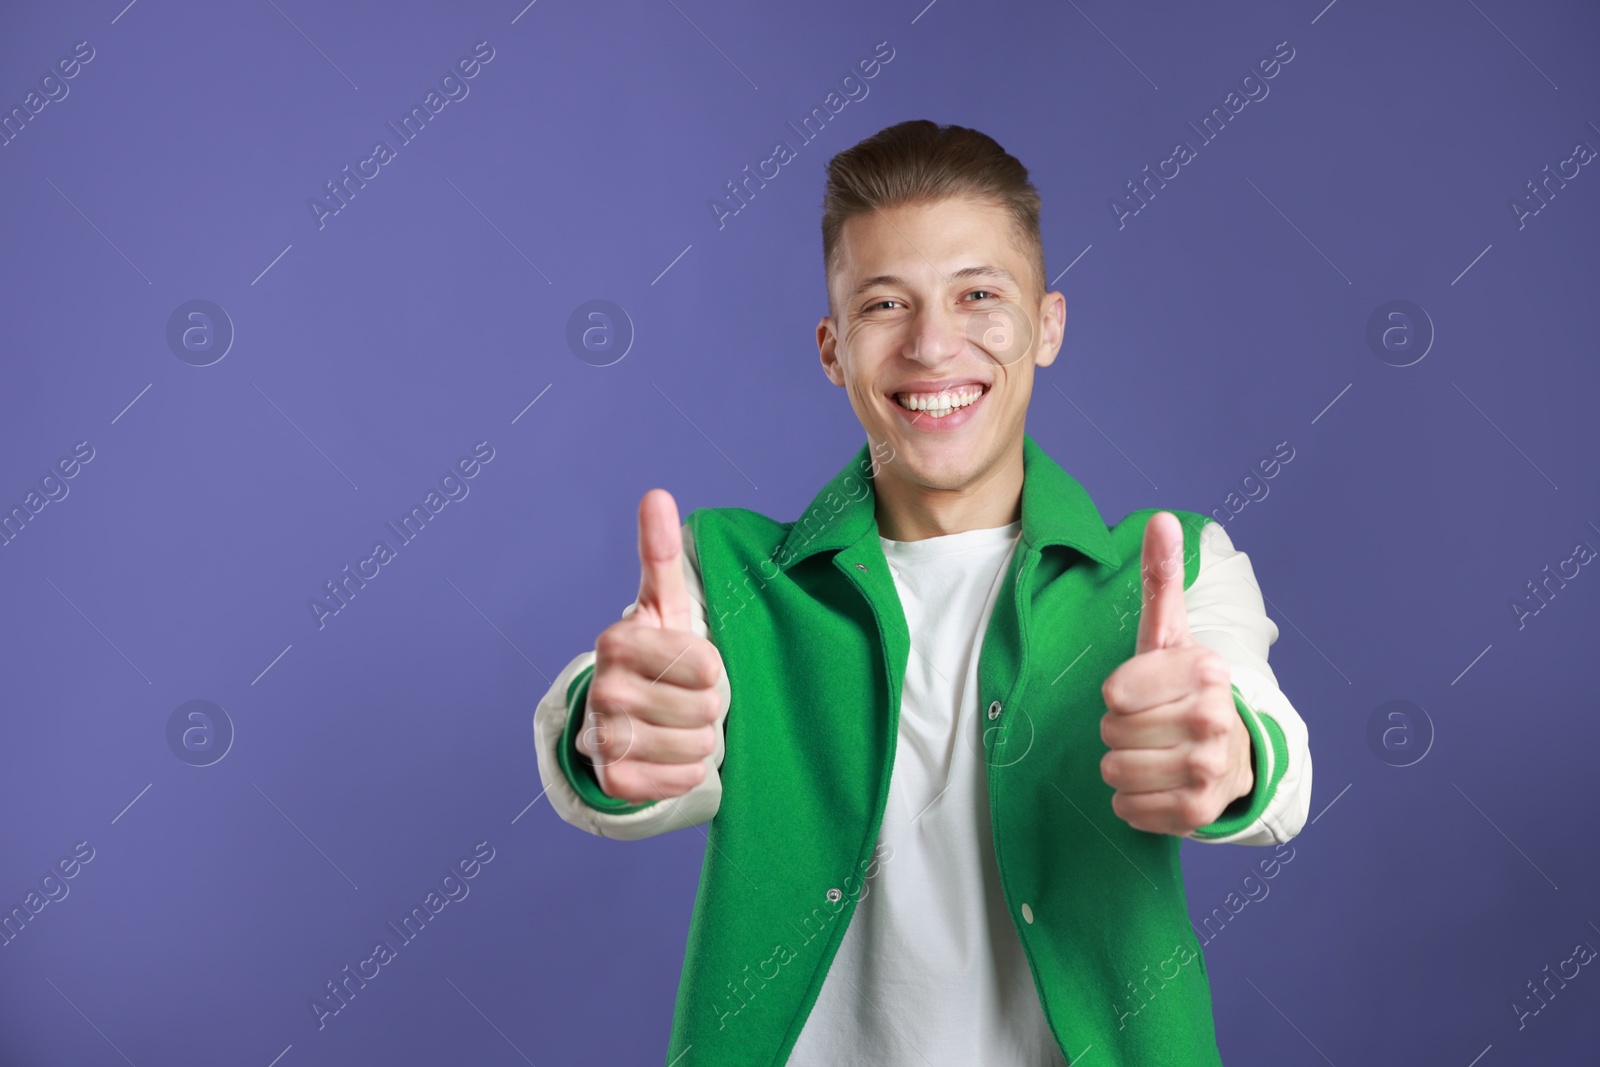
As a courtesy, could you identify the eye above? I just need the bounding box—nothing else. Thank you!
[965,289,999,301]
[865,299,903,311]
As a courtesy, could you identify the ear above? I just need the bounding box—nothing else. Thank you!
[817,316,846,387]
[1032,290,1066,369]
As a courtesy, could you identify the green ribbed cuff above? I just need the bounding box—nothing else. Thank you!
[557,661,660,815]
[1190,684,1287,840]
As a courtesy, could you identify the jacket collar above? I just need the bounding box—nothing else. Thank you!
[776,431,1122,572]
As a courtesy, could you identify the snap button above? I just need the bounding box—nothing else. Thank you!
[987,700,1002,720]
[826,887,842,903]
[1021,902,1034,924]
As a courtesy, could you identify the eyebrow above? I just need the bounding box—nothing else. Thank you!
[848,264,1019,302]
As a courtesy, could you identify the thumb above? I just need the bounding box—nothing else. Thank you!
[1135,511,1193,655]
[635,488,692,634]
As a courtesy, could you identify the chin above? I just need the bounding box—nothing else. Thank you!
[893,437,985,490]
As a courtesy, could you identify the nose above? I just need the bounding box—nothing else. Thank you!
[905,303,967,369]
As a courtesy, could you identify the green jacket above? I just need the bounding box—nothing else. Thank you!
[547,433,1297,1065]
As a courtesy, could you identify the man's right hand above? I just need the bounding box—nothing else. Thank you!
[577,488,726,804]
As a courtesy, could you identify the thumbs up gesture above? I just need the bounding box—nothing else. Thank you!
[1098,513,1254,835]
[577,489,727,804]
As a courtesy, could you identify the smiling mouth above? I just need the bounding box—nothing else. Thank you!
[892,383,989,419]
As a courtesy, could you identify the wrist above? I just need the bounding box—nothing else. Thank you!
[1231,732,1256,802]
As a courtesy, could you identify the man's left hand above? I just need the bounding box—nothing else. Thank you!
[1099,512,1254,835]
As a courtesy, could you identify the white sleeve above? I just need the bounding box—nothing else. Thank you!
[1181,520,1313,847]
[532,522,730,841]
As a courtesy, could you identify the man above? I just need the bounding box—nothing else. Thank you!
[533,120,1312,1065]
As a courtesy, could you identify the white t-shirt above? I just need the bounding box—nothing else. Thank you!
[788,519,1069,1066]
[533,515,1312,1055]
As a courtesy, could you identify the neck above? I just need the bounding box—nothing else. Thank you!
[872,439,1024,542]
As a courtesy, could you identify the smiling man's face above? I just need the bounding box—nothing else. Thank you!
[817,194,1065,508]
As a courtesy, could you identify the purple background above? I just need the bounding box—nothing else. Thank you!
[2,1,1597,1064]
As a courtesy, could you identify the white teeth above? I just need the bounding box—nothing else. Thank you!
[894,385,985,417]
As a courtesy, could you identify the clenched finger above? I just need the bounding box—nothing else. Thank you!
[1101,745,1223,794]
[597,625,722,690]
[587,671,723,730]
[1100,698,1199,750]
[600,759,708,805]
[1102,648,1229,712]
